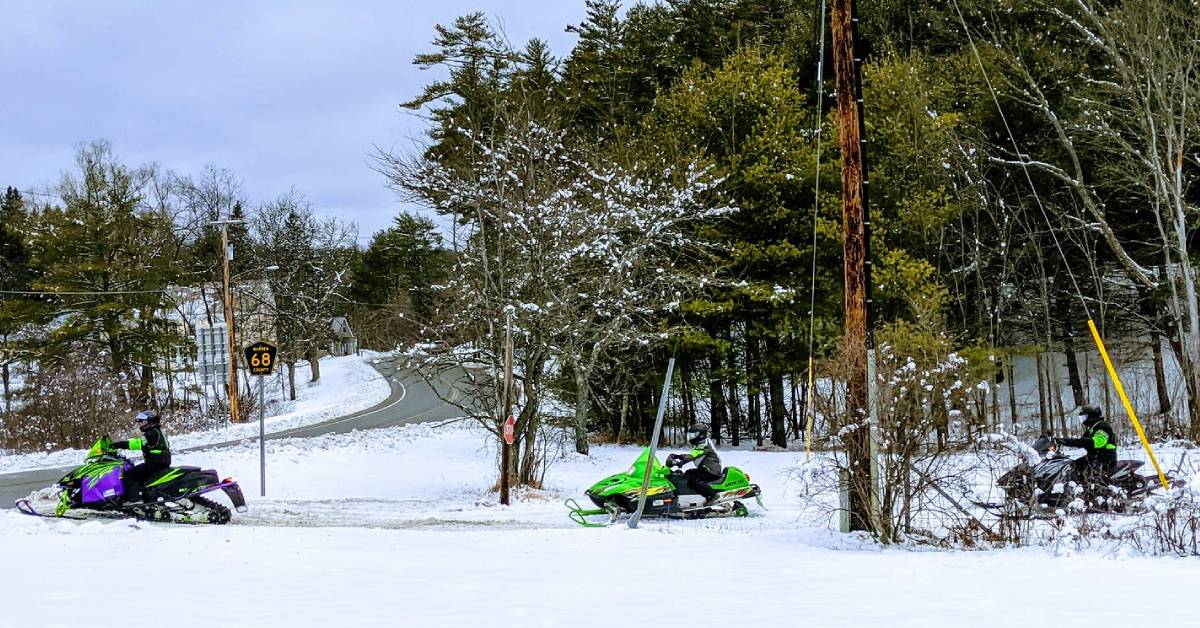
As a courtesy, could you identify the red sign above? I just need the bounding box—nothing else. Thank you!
[503,415,515,445]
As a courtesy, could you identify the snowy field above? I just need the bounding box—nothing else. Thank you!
[0,352,392,474]
[3,422,1200,628]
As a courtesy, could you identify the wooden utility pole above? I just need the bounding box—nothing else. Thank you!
[831,0,875,533]
[212,218,243,424]
[500,315,514,505]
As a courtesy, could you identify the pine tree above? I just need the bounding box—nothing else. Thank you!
[20,142,183,400]
[348,212,446,320]
[1,187,32,410]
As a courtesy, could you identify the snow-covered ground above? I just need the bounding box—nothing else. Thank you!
[4,421,1200,628]
[0,352,392,474]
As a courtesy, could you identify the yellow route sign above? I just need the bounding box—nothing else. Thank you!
[243,341,278,376]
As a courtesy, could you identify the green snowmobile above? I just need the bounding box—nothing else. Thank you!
[566,448,763,527]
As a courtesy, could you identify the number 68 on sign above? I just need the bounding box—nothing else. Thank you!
[243,341,278,376]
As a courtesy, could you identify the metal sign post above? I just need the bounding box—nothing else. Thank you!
[628,357,676,529]
[243,341,278,498]
[258,374,265,497]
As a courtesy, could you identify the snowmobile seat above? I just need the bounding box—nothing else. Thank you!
[1111,460,1143,477]
[145,466,202,483]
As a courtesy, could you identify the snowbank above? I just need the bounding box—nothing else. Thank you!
[0,352,392,474]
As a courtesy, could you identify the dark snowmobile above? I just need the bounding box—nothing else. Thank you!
[16,436,247,524]
[565,448,763,527]
[995,435,1178,513]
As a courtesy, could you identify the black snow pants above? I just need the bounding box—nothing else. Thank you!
[685,468,721,499]
[124,461,169,502]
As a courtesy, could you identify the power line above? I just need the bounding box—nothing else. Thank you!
[0,289,169,296]
[804,0,828,462]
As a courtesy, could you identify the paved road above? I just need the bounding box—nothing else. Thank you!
[0,358,463,508]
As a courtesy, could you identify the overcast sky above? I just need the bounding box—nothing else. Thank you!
[0,1,587,241]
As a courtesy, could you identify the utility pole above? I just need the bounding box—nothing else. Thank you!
[831,0,875,533]
[500,314,514,506]
[211,217,245,424]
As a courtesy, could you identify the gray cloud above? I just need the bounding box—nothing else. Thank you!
[0,1,584,241]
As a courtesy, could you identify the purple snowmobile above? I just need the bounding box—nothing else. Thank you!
[16,435,247,524]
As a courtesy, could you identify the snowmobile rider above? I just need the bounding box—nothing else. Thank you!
[672,423,723,506]
[1056,404,1117,478]
[111,410,171,501]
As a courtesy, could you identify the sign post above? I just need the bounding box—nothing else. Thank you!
[629,357,675,529]
[499,315,514,506]
[243,341,278,498]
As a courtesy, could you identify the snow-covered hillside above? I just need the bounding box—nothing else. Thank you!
[4,422,1199,628]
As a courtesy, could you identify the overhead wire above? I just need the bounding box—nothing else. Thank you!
[805,0,828,462]
[948,0,1168,490]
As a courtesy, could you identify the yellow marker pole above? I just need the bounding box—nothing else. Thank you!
[805,357,816,462]
[1087,319,1170,491]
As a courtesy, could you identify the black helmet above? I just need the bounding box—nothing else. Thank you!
[686,423,708,446]
[1077,404,1102,427]
[135,410,160,431]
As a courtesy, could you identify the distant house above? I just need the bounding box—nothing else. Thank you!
[330,316,357,356]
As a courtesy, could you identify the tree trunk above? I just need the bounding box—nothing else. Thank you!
[2,361,9,414]
[519,407,540,485]
[1051,355,1068,433]
[572,365,590,455]
[617,394,630,443]
[746,338,760,446]
[679,358,696,426]
[139,363,154,405]
[165,351,175,407]
[708,355,728,445]
[1006,357,1018,430]
[789,371,801,441]
[286,361,297,401]
[727,374,741,448]
[518,358,544,485]
[637,380,654,440]
[309,353,321,383]
[1188,360,1200,441]
[755,386,765,448]
[1036,353,1050,434]
[726,338,742,447]
[1060,340,1083,411]
[768,370,787,448]
[1152,329,1171,417]
[765,335,787,448]
[1056,290,1085,408]
[989,366,998,436]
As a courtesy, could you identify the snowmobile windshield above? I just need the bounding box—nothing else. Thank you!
[627,448,668,479]
[86,436,113,460]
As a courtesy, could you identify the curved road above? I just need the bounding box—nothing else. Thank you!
[0,358,463,508]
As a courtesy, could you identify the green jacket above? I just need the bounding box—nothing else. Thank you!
[678,440,722,476]
[1059,419,1117,466]
[113,425,171,467]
